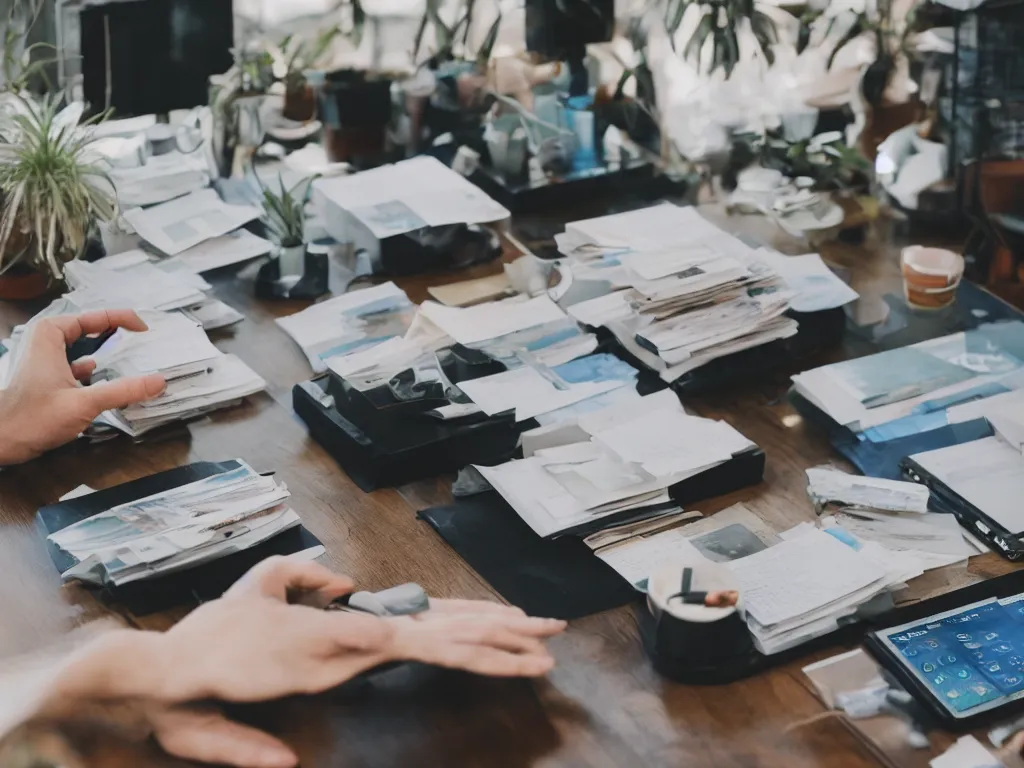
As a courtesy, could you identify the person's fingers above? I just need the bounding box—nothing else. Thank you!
[428,644,555,678]
[226,557,355,605]
[45,309,148,345]
[279,561,357,605]
[70,357,97,382]
[467,624,550,656]
[426,599,527,618]
[1006,730,1024,754]
[81,373,166,413]
[151,706,298,768]
[463,614,567,639]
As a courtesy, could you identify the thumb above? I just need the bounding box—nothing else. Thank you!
[82,373,166,414]
[151,706,298,768]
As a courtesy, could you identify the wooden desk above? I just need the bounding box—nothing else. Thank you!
[0,205,1017,767]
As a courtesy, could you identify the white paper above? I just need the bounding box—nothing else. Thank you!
[60,484,97,501]
[458,366,624,422]
[806,467,931,513]
[727,528,887,628]
[179,299,245,331]
[162,229,274,274]
[911,437,1024,534]
[756,251,859,313]
[313,155,508,239]
[276,282,416,372]
[124,189,261,256]
[930,736,1001,768]
[597,529,701,587]
[418,295,567,346]
[593,408,752,477]
[109,150,211,208]
[65,257,207,312]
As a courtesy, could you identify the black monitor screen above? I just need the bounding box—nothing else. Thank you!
[80,0,234,117]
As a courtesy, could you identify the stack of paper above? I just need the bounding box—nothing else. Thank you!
[63,252,243,331]
[109,150,212,208]
[588,503,777,590]
[90,312,266,437]
[160,229,275,275]
[558,204,811,382]
[728,526,895,654]
[457,352,638,422]
[313,289,630,427]
[51,462,300,586]
[791,321,1024,435]
[312,156,509,262]
[123,188,262,257]
[477,390,755,537]
[276,282,417,373]
[807,466,975,572]
[65,253,207,311]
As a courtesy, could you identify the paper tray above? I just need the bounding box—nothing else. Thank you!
[293,375,524,491]
[35,460,322,615]
[602,306,846,398]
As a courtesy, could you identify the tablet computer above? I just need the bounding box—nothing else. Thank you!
[866,593,1024,728]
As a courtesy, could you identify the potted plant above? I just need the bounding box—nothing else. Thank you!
[1,0,57,91]
[279,25,343,122]
[209,45,276,176]
[255,170,314,277]
[662,0,779,78]
[0,96,116,300]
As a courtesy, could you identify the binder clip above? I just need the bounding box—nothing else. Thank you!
[640,560,762,684]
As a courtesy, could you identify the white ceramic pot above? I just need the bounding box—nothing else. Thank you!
[277,243,306,277]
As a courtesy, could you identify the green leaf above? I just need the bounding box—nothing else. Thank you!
[476,11,501,70]
[613,68,634,100]
[723,27,740,78]
[685,13,715,64]
[827,16,866,70]
[666,0,688,48]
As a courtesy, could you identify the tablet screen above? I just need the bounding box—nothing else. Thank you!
[875,595,1024,718]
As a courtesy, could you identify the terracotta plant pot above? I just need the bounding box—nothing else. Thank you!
[0,267,52,301]
[283,84,316,123]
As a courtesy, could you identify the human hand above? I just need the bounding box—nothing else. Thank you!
[158,559,394,704]
[387,599,566,678]
[146,703,299,768]
[0,309,166,465]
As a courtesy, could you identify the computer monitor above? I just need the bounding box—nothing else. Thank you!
[80,0,234,118]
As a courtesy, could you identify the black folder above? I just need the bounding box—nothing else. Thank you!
[293,345,526,491]
[901,451,1024,562]
[418,492,640,619]
[36,460,323,615]
[789,390,994,480]
[417,447,766,619]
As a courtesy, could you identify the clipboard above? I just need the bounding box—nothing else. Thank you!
[36,460,323,614]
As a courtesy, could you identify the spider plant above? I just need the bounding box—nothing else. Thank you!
[0,95,116,280]
[663,0,778,78]
[280,25,345,92]
[1,0,58,94]
[254,170,316,248]
[414,0,502,70]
